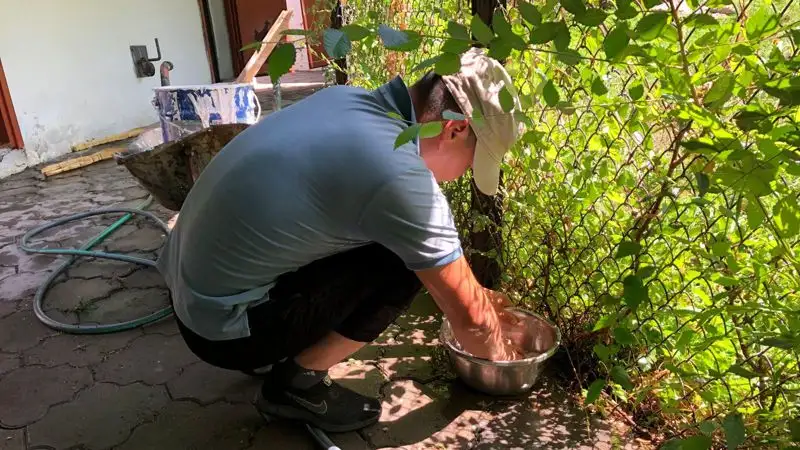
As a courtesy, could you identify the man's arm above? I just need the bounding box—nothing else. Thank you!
[416,255,516,360]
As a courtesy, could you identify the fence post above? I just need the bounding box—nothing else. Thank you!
[330,0,348,85]
[468,0,505,289]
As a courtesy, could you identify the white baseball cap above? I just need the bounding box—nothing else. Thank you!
[441,48,523,196]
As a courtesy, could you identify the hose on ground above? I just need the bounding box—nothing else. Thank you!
[19,196,174,334]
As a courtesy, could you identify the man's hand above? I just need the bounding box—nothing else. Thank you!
[415,256,524,361]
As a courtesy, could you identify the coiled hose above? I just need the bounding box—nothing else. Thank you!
[19,195,174,334]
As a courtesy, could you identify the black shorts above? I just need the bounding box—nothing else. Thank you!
[174,243,422,371]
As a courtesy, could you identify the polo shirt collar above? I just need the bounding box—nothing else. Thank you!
[372,76,416,126]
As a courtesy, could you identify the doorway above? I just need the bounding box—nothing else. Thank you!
[300,0,331,69]
[224,0,289,78]
[0,59,23,149]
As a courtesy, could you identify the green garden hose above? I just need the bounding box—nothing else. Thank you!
[19,196,174,334]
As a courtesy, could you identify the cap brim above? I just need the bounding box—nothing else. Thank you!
[472,140,501,196]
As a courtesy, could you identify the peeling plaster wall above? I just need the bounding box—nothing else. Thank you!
[0,0,212,177]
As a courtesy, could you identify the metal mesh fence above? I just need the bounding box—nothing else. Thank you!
[307,0,800,445]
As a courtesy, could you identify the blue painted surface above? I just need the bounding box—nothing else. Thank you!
[153,84,259,142]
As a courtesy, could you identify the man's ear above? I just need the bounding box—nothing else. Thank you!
[443,119,471,141]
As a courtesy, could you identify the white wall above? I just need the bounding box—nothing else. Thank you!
[208,0,235,80]
[0,0,212,176]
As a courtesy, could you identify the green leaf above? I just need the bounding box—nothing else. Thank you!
[676,435,713,450]
[419,121,444,139]
[711,241,730,257]
[686,13,719,27]
[557,49,581,66]
[585,379,606,405]
[704,71,735,109]
[442,38,472,54]
[576,8,608,26]
[378,24,421,51]
[519,2,543,26]
[637,266,656,279]
[542,79,560,107]
[530,21,560,44]
[615,241,641,258]
[675,329,694,350]
[340,24,371,41]
[623,275,647,310]
[442,110,466,120]
[728,364,759,378]
[266,43,296,85]
[789,419,800,442]
[412,56,441,73]
[699,421,719,436]
[774,196,800,238]
[615,0,639,19]
[732,44,754,56]
[489,37,513,60]
[593,343,614,360]
[610,365,634,390]
[746,198,765,229]
[591,77,608,95]
[746,7,780,40]
[553,21,571,51]
[493,10,528,50]
[635,12,669,42]
[447,21,471,41]
[593,314,617,331]
[604,23,630,59]
[323,28,352,59]
[471,15,495,45]
[643,0,661,8]
[561,0,587,16]
[760,336,795,349]
[613,327,637,346]
[695,172,710,196]
[628,83,644,101]
[434,52,462,75]
[387,111,404,121]
[722,413,746,449]
[394,124,421,149]
[499,86,515,113]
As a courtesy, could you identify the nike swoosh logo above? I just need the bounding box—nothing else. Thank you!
[286,392,328,415]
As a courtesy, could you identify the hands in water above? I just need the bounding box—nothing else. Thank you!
[452,288,535,361]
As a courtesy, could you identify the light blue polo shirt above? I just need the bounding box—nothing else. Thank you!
[156,77,463,341]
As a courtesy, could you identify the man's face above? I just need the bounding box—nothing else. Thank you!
[420,119,476,183]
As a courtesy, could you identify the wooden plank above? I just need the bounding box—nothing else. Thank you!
[234,9,293,84]
[41,146,124,177]
[70,126,149,152]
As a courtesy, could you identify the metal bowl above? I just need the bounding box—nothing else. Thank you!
[439,307,561,396]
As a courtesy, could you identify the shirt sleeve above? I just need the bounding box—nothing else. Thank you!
[358,167,464,271]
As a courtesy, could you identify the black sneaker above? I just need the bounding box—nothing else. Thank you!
[255,373,382,433]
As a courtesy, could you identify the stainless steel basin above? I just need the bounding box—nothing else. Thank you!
[440,307,561,396]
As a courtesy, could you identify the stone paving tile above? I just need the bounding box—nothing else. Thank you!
[44,277,122,312]
[79,287,170,324]
[167,362,261,405]
[94,333,198,385]
[0,309,57,352]
[141,316,182,336]
[68,258,138,279]
[0,271,48,301]
[27,382,170,450]
[0,352,20,376]
[115,401,261,450]
[0,365,93,428]
[329,359,389,398]
[0,429,24,450]
[22,328,142,367]
[120,267,166,289]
